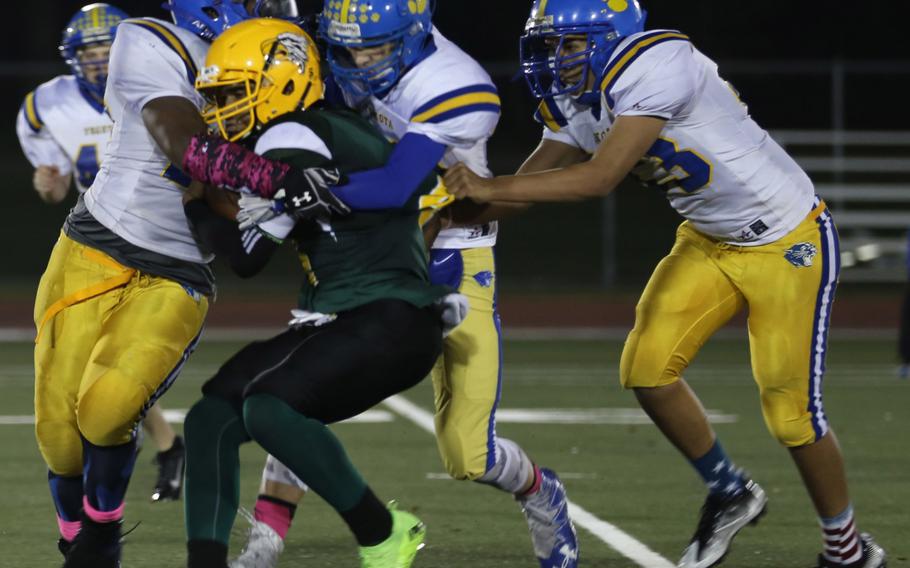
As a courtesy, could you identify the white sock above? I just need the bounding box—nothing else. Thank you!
[263,454,309,492]
[476,438,535,494]
[820,505,862,565]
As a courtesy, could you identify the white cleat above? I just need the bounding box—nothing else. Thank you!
[230,510,285,568]
[677,479,767,568]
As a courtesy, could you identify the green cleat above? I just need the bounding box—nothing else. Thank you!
[359,503,426,568]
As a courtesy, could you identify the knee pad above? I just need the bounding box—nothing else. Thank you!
[760,390,820,447]
[619,328,683,389]
[77,373,147,446]
[36,419,83,476]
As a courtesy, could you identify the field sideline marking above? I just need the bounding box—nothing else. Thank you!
[382,394,676,568]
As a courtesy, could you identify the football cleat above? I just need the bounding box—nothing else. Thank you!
[151,435,185,502]
[61,515,121,568]
[677,479,767,568]
[815,533,887,568]
[230,509,285,568]
[58,537,73,559]
[359,502,426,568]
[518,468,580,568]
[897,365,909,380]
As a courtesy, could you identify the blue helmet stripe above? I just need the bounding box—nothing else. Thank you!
[411,84,498,118]
[125,19,198,85]
[599,30,689,103]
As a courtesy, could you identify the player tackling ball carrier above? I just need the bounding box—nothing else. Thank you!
[444,1,888,567]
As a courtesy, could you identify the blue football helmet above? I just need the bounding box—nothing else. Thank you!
[163,0,299,41]
[520,0,645,99]
[59,3,129,101]
[319,0,434,98]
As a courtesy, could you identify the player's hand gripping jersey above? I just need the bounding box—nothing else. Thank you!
[537,30,815,245]
[188,107,451,314]
[85,17,209,262]
[348,28,501,249]
[16,76,113,192]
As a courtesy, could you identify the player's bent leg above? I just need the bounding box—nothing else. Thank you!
[240,299,441,563]
[33,234,128,555]
[430,247,579,567]
[622,224,767,568]
[65,276,206,568]
[744,206,885,567]
[185,329,307,568]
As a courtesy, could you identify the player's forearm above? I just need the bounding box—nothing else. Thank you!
[492,160,622,202]
[142,96,207,167]
[184,199,278,278]
[181,134,292,198]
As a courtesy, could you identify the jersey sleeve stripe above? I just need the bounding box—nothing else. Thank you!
[23,91,44,132]
[533,98,568,132]
[599,31,690,100]
[126,19,198,85]
[416,102,501,124]
[410,84,500,121]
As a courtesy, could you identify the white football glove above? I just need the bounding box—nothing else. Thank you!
[237,194,284,231]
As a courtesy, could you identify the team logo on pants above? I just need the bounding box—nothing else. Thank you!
[784,243,818,267]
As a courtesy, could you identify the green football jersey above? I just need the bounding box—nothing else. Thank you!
[253,106,451,314]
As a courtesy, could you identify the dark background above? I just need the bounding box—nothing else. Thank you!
[2,1,908,301]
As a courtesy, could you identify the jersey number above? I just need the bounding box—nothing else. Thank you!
[75,144,100,188]
[638,138,712,194]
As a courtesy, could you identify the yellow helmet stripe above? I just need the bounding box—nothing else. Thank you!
[126,19,198,83]
[24,91,43,132]
[537,0,550,16]
[599,31,689,96]
[339,0,354,24]
[411,92,501,124]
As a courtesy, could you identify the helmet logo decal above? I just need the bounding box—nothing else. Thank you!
[197,64,221,85]
[327,20,362,39]
[276,33,310,69]
[607,0,629,11]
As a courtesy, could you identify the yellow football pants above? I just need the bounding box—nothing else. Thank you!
[34,233,208,476]
[432,247,501,480]
[621,201,838,447]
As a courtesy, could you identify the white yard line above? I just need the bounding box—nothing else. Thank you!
[382,394,676,568]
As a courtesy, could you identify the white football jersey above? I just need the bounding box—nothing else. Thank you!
[84,17,211,263]
[16,75,113,193]
[357,28,501,250]
[538,29,815,246]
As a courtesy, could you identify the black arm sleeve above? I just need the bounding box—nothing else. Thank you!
[184,198,281,279]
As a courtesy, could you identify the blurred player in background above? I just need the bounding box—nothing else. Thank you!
[898,231,910,379]
[30,1,299,565]
[444,1,887,567]
[16,4,189,506]
[180,18,455,568]
[222,2,579,567]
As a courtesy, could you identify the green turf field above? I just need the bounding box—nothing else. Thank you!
[0,338,907,568]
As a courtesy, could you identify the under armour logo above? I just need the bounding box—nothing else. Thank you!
[292,191,313,207]
[558,543,578,567]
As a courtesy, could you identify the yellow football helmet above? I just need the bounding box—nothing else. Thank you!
[196,18,323,141]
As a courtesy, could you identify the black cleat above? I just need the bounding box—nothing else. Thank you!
[58,537,73,559]
[678,479,768,567]
[815,533,887,568]
[151,435,185,502]
[61,515,121,568]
